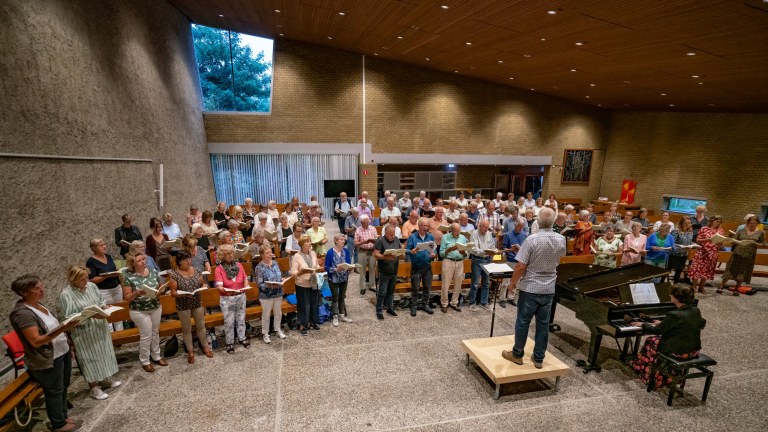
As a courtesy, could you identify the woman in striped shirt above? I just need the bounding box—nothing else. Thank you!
[59,265,120,400]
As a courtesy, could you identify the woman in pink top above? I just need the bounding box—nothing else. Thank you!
[621,221,647,266]
[214,244,250,354]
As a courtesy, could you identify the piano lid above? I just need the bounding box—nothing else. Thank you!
[556,262,670,295]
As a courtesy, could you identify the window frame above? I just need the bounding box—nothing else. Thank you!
[192,25,274,115]
[662,194,707,215]
[760,202,768,223]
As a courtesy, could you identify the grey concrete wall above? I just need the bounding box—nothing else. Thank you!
[0,0,214,330]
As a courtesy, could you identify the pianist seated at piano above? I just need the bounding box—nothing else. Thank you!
[572,210,595,256]
[594,224,622,268]
[645,224,675,283]
[629,284,704,388]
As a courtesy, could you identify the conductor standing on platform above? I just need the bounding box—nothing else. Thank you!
[502,208,566,368]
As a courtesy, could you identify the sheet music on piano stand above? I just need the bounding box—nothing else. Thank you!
[629,283,660,304]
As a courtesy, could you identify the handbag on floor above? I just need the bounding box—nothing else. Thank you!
[164,334,179,357]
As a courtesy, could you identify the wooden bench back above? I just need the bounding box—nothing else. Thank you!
[277,257,290,271]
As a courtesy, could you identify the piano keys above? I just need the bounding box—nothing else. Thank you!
[550,262,678,373]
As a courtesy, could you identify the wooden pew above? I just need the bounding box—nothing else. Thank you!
[558,198,582,211]
[0,372,43,431]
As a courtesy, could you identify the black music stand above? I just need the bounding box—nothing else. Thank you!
[481,262,515,337]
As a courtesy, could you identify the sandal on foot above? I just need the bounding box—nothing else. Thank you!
[226,344,235,354]
[241,340,251,349]
[716,288,723,294]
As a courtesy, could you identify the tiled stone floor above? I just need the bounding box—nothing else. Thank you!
[8,223,768,431]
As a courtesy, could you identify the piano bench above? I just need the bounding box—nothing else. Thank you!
[648,353,717,406]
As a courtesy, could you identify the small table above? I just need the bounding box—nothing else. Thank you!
[462,335,571,400]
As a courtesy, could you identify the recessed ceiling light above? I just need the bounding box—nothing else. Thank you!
[598,104,602,106]
[687,52,696,56]
[586,96,590,98]
[219,14,224,17]
[531,88,535,90]
[275,10,280,13]
[541,38,546,41]
[470,67,475,69]
[699,82,704,84]
[498,60,503,63]
[624,81,630,83]
[669,104,674,106]
[466,42,472,45]
[279,33,284,36]
[590,84,595,86]
[328,36,333,39]
[509,77,514,80]
[661,93,666,96]
[524,54,531,57]
[411,26,419,29]
[397,36,403,39]
[339,12,345,16]
[442,5,449,9]
[425,58,430,60]
[575,42,583,46]
[277,24,283,27]
[374,53,378,55]
[548,11,556,14]
[692,75,699,78]
[454,70,458,73]
[570,69,577,72]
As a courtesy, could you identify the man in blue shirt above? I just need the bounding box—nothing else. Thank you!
[406,217,436,316]
[344,208,361,264]
[465,202,481,225]
[500,217,528,308]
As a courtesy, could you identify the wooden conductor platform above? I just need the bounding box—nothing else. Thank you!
[461,335,570,400]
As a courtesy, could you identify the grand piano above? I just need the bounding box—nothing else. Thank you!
[550,262,679,373]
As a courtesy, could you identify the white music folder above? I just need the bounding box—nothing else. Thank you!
[482,263,514,276]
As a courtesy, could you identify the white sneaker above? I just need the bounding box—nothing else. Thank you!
[99,379,121,388]
[470,305,478,312]
[276,330,286,339]
[480,304,490,310]
[89,387,109,400]
[263,334,271,344]
[340,314,352,323]
[332,315,339,327]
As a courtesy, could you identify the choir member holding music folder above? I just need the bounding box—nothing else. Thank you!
[214,244,250,354]
[59,265,121,400]
[121,252,169,372]
[167,250,212,364]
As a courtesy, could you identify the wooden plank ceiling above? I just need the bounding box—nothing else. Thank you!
[169,0,768,112]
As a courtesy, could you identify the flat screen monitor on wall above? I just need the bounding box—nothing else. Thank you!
[324,180,356,198]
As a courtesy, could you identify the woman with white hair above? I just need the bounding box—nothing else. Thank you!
[307,217,328,257]
[190,223,213,252]
[564,204,575,225]
[325,233,353,326]
[257,212,275,232]
[243,198,257,219]
[227,218,246,245]
[266,201,279,221]
[303,201,322,228]
[621,222,647,265]
[645,223,675,283]
[573,210,595,256]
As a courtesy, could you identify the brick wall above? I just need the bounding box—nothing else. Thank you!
[599,112,768,221]
[359,163,378,197]
[204,39,611,206]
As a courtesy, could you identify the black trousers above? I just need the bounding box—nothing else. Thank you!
[296,285,319,327]
[28,353,71,430]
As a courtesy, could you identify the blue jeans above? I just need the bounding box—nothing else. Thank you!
[376,272,397,313]
[470,257,490,305]
[346,236,358,264]
[648,259,667,283]
[512,291,554,364]
[337,217,346,235]
[28,353,71,430]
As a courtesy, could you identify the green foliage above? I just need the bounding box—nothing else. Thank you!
[668,198,706,213]
[192,25,272,112]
